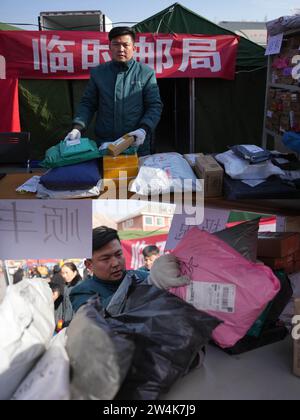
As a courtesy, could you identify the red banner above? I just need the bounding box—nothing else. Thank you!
[0,78,20,132]
[0,31,239,80]
[121,234,168,271]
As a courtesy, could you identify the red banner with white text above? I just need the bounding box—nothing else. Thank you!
[0,31,239,80]
[121,234,168,271]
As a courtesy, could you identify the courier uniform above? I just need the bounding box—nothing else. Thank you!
[73,59,163,156]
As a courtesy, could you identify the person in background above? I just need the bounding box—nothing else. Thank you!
[60,262,83,327]
[65,26,163,156]
[49,282,64,331]
[37,265,49,279]
[139,245,160,272]
[51,264,65,293]
[70,226,190,313]
[13,268,24,285]
[29,266,41,278]
[83,259,93,281]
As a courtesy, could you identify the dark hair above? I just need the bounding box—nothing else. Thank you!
[61,262,78,274]
[49,282,63,295]
[52,264,61,274]
[93,226,120,253]
[61,262,82,287]
[109,26,136,42]
[142,245,160,258]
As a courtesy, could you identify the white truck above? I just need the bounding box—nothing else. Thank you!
[39,10,113,32]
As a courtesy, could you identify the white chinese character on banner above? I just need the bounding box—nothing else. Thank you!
[82,40,111,69]
[179,38,221,73]
[134,37,155,69]
[131,241,146,270]
[32,35,75,74]
[43,205,81,244]
[156,39,174,74]
[0,55,6,80]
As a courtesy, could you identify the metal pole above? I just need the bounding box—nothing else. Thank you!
[174,79,178,150]
[38,16,42,31]
[189,78,196,153]
[262,55,271,149]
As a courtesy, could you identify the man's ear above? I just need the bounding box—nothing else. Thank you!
[85,259,93,271]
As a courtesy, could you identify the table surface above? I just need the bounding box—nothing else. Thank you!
[0,173,300,216]
[0,173,37,199]
[163,338,300,400]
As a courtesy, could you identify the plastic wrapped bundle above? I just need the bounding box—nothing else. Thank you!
[12,330,70,401]
[0,279,55,400]
[170,228,281,349]
[130,152,201,195]
[66,298,135,401]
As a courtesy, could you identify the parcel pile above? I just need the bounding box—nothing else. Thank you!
[16,135,140,199]
[0,219,298,400]
[170,219,295,354]
[214,145,300,199]
[37,138,103,199]
[16,137,300,199]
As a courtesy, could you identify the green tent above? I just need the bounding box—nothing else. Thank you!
[134,3,267,155]
[134,3,266,68]
[0,22,22,30]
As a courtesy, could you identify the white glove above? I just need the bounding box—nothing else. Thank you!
[149,254,191,290]
[128,128,146,148]
[64,128,81,145]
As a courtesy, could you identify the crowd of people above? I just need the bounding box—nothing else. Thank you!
[7,239,166,333]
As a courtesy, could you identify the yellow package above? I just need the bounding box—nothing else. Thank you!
[103,154,139,180]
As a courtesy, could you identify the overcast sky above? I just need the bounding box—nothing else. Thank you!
[1,0,299,29]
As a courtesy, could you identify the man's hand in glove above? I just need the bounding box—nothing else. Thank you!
[64,128,81,144]
[128,128,146,148]
[149,254,191,290]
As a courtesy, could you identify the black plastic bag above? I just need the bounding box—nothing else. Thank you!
[214,218,260,262]
[104,274,220,400]
[66,299,135,400]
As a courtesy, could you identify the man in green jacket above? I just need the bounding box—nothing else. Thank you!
[65,26,163,156]
[70,226,190,313]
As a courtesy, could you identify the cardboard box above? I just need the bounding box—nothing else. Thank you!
[183,153,203,168]
[259,254,295,273]
[257,232,300,258]
[108,134,134,157]
[284,217,300,233]
[195,154,224,198]
[293,299,300,377]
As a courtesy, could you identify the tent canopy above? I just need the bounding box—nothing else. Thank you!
[133,2,266,68]
[0,22,22,31]
[134,3,267,155]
